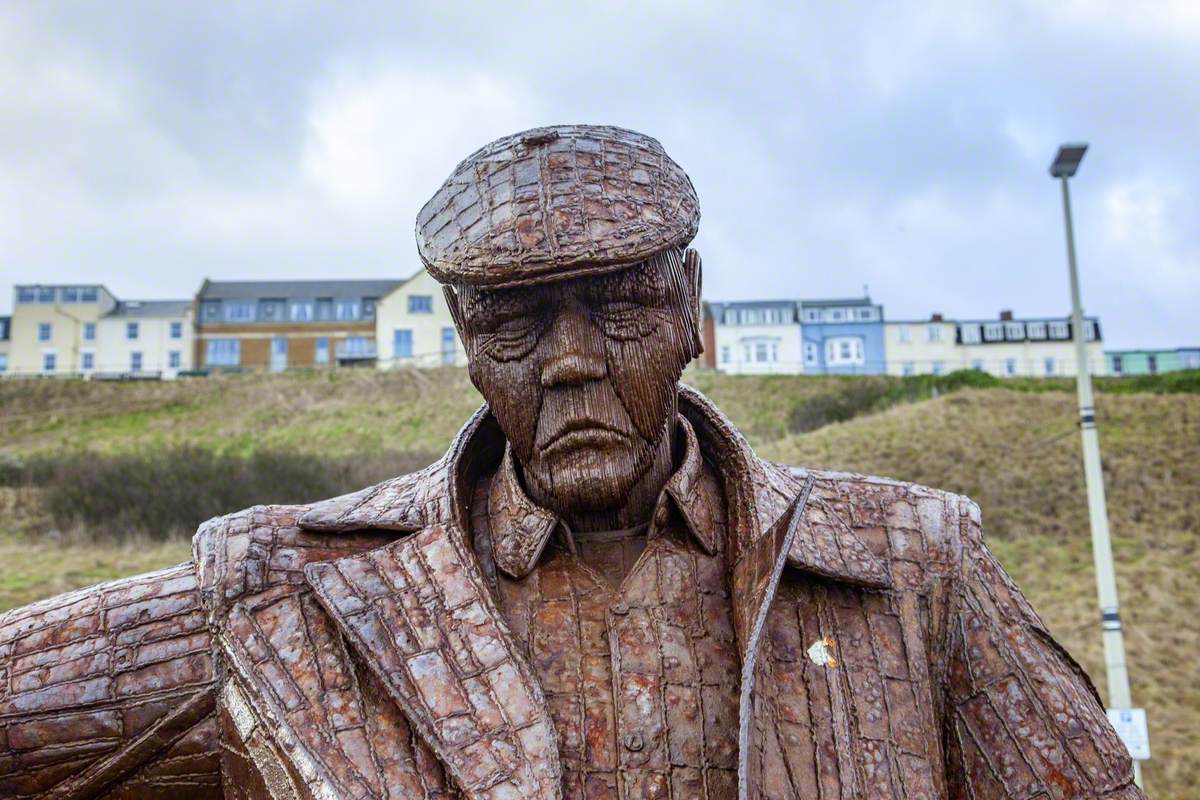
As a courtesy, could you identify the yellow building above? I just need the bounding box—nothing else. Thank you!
[7,285,118,376]
[885,311,1106,377]
[375,270,466,368]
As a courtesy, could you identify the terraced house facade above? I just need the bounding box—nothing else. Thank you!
[193,279,404,372]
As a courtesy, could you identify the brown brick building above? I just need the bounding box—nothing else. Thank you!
[193,279,405,371]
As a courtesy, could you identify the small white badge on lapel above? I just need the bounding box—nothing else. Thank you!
[807,637,839,668]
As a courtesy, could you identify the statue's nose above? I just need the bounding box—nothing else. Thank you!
[540,309,606,387]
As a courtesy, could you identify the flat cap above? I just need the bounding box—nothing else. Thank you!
[416,124,699,287]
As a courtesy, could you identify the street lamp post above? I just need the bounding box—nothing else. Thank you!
[1050,143,1143,787]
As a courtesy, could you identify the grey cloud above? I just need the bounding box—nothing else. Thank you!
[1,1,1197,348]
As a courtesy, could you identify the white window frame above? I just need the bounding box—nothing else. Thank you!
[897,325,911,344]
[960,324,981,344]
[927,325,943,343]
[825,336,865,367]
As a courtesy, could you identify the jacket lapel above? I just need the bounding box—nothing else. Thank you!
[304,522,563,800]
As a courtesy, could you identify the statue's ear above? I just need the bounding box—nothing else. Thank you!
[443,284,466,336]
[683,248,704,358]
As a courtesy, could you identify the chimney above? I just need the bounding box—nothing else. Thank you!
[999,309,1013,321]
[930,312,944,322]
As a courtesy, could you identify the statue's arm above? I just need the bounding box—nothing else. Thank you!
[0,562,221,799]
[941,501,1144,799]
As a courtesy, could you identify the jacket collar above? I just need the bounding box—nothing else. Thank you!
[298,386,891,595]
[488,415,719,580]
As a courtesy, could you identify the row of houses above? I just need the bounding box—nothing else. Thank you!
[0,279,1194,379]
[702,297,1199,378]
[0,270,462,378]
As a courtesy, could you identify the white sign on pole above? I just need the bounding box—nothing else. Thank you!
[1106,708,1150,761]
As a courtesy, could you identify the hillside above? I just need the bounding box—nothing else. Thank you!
[0,370,1196,796]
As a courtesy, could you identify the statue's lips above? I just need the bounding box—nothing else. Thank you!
[539,422,631,458]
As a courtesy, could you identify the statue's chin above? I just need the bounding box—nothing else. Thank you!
[527,447,647,513]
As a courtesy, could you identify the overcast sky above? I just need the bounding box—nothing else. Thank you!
[2,2,1197,348]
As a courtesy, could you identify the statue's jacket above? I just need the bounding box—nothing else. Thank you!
[0,387,1143,800]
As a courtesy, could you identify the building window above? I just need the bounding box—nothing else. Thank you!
[43,352,57,372]
[38,322,52,342]
[131,352,143,372]
[1004,322,1025,340]
[1048,321,1069,339]
[1084,320,1099,341]
[363,299,377,320]
[169,351,181,369]
[1181,352,1200,369]
[259,299,285,320]
[81,352,94,371]
[932,361,944,376]
[407,295,433,314]
[316,299,334,321]
[16,288,36,303]
[342,336,369,356]
[723,309,736,325]
[984,323,1005,341]
[126,322,139,340]
[825,336,865,366]
[205,338,241,366]
[335,300,360,321]
[960,323,981,344]
[62,287,79,303]
[83,322,96,341]
[315,337,329,365]
[170,321,183,339]
[225,301,255,322]
[38,287,56,303]
[901,361,914,376]
[720,345,731,363]
[1026,321,1047,340]
[804,342,818,365]
[804,309,819,322]
[754,342,770,362]
[1147,355,1158,374]
[1111,355,1124,375]
[290,301,314,321]
[394,329,413,359]
[1044,357,1055,376]
[1005,358,1017,376]
[831,310,844,321]
[0,353,6,373]
[970,359,984,371]
[80,287,98,302]
[202,301,221,321]
[927,325,943,343]
[897,326,911,343]
[441,327,457,365]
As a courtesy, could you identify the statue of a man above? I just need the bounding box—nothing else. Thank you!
[0,125,1143,800]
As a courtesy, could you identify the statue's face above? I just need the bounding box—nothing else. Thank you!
[451,251,700,513]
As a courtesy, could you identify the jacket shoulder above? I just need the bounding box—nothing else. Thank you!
[192,503,401,619]
[786,465,979,573]
[0,564,219,798]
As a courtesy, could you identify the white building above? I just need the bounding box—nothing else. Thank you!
[885,311,1106,377]
[94,300,194,378]
[376,270,467,368]
[707,301,802,374]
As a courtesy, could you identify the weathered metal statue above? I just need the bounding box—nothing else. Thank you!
[0,126,1143,799]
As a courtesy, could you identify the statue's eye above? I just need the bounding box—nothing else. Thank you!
[592,300,658,340]
[477,316,543,360]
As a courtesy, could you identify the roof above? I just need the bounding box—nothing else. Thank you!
[198,279,406,301]
[885,315,1099,325]
[799,297,875,308]
[707,300,798,311]
[106,300,192,318]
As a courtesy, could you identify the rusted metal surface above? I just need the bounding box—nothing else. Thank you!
[417,125,700,288]
[0,124,1144,799]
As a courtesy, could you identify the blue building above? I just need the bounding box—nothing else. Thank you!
[799,298,886,374]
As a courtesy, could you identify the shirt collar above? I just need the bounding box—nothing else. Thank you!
[488,415,722,580]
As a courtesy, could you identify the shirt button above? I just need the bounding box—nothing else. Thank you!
[624,732,644,752]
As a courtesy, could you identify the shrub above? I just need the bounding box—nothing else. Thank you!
[29,446,437,541]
